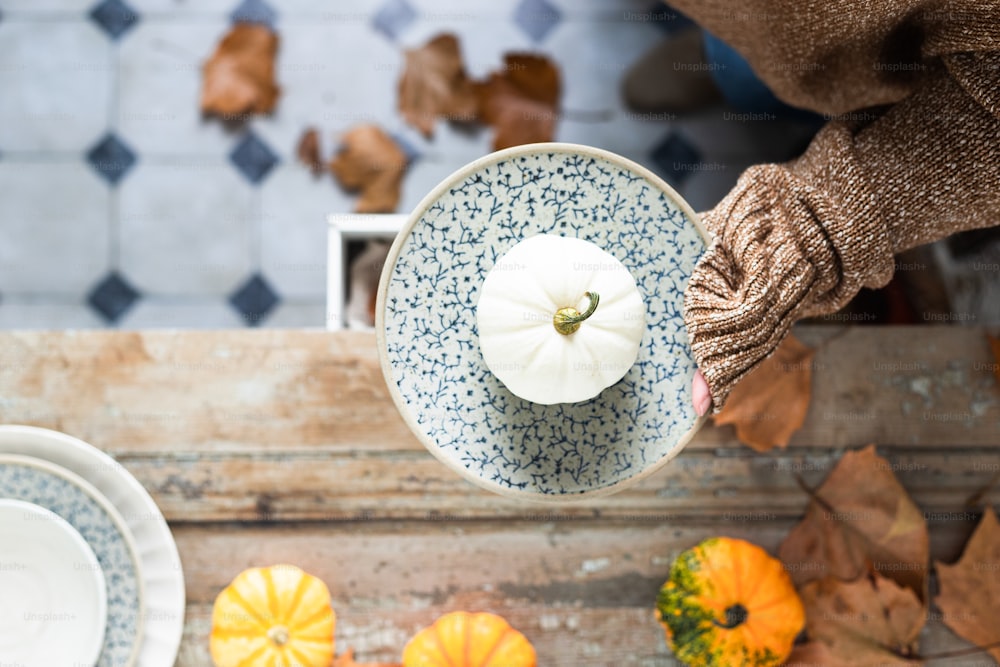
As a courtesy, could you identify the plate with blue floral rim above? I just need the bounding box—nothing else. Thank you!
[376,142,711,501]
[0,453,144,667]
[0,425,185,667]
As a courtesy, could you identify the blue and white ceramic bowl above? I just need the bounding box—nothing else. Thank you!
[0,454,145,667]
[377,143,710,501]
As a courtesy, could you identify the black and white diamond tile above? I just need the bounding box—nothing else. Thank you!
[87,271,141,324]
[0,302,105,329]
[0,162,111,294]
[118,21,236,156]
[89,0,140,40]
[650,131,703,188]
[229,132,279,185]
[0,0,801,330]
[261,165,351,300]
[118,301,245,329]
[229,274,280,326]
[230,0,277,27]
[513,0,562,43]
[372,0,417,41]
[86,133,137,185]
[1,20,113,152]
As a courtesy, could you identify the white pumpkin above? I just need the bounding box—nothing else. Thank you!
[476,234,646,404]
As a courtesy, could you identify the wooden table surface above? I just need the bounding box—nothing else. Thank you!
[1,325,998,666]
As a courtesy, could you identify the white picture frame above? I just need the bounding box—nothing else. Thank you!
[326,213,407,330]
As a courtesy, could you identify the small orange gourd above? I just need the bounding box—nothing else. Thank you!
[402,611,536,667]
[210,564,336,667]
[656,537,805,667]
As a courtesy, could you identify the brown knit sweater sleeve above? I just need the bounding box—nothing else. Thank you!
[684,53,1000,411]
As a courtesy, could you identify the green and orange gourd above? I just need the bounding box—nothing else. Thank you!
[656,537,805,667]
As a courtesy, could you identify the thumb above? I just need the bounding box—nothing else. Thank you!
[692,369,712,416]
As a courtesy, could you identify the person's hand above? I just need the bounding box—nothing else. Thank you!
[692,369,711,416]
[682,167,816,417]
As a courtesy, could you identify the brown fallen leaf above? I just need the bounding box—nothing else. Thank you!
[333,647,401,667]
[779,445,929,600]
[476,53,561,150]
[202,23,280,117]
[346,240,390,327]
[713,334,814,451]
[398,33,478,138]
[329,125,407,213]
[965,469,1000,509]
[785,641,854,666]
[934,507,1000,664]
[296,127,323,176]
[800,574,925,666]
[988,334,1000,385]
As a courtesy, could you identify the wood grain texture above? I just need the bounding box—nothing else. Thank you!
[170,521,987,666]
[117,448,1000,522]
[176,603,987,666]
[0,326,997,664]
[0,326,997,454]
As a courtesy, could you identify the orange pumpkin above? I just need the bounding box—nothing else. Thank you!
[210,564,336,667]
[402,611,536,667]
[656,537,805,667]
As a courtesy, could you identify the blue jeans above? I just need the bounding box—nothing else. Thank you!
[702,30,821,122]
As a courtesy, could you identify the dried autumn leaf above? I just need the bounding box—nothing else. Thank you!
[934,507,1000,664]
[202,23,280,117]
[476,53,561,150]
[785,641,854,667]
[713,334,814,451]
[964,467,1000,509]
[800,574,925,666]
[329,125,407,213]
[296,127,322,176]
[398,33,478,138]
[779,445,929,599]
[988,333,1000,385]
[333,647,402,667]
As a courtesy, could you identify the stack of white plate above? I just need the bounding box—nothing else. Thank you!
[0,425,185,667]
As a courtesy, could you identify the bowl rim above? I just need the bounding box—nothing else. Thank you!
[376,142,711,503]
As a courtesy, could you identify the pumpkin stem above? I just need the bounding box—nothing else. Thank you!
[267,625,290,646]
[714,604,749,630]
[553,291,600,336]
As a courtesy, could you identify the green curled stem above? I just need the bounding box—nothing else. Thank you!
[553,291,600,336]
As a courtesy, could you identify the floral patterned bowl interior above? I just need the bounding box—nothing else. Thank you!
[377,143,709,501]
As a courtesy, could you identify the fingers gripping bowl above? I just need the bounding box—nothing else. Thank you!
[376,143,711,501]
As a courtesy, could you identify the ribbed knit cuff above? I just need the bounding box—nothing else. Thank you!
[683,123,894,411]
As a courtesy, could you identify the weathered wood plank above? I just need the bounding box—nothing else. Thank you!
[0,330,413,452]
[171,521,981,605]
[175,603,687,667]
[170,521,986,666]
[176,603,990,667]
[0,327,996,456]
[791,326,1000,449]
[127,448,1000,522]
[1,327,995,664]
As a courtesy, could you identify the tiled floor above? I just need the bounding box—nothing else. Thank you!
[0,0,823,329]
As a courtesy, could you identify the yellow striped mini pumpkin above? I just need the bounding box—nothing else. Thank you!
[402,611,536,667]
[210,564,336,667]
